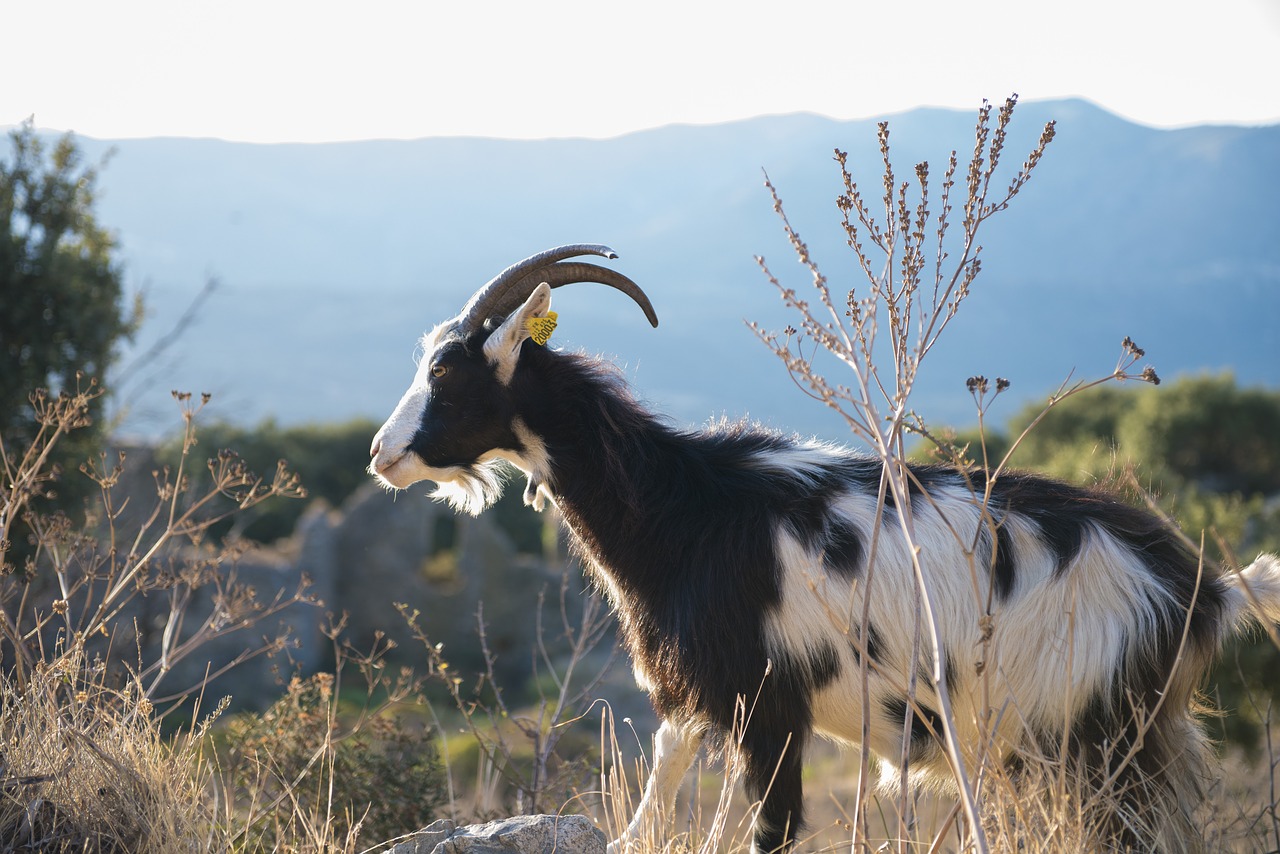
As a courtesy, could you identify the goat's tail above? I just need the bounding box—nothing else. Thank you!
[1222,552,1280,628]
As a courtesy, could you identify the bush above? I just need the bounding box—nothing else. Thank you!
[223,672,448,850]
[1,384,449,852]
[0,649,217,852]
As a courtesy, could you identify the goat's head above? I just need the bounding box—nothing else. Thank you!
[368,244,658,512]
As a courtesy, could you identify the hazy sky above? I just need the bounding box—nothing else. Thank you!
[4,0,1278,142]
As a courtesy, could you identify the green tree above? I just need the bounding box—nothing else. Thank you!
[1116,373,1280,496]
[1003,384,1139,483]
[0,120,139,509]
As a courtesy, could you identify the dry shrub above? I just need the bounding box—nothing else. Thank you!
[222,669,447,851]
[744,95,1280,853]
[0,647,219,852]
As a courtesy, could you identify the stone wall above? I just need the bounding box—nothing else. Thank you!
[163,481,583,708]
[20,441,585,710]
[12,441,644,717]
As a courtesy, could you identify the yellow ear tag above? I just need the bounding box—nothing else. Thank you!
[526,311,558,346]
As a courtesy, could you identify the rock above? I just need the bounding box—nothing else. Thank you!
[331,483,564,686]
[384,818,458,854]
[50,444,596,712]
[384,815,606,854]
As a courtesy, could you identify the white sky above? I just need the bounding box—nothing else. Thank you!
[3,0,1279,142]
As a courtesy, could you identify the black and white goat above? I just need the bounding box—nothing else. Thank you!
[370,245,1280,853]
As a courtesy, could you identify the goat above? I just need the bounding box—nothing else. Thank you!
[369,245,1280,853]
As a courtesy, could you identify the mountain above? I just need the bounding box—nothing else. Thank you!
[32,99,1279,443]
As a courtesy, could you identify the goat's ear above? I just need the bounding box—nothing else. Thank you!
[484,282,552,384]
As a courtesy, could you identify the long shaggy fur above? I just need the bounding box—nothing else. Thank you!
[374,318,1280,854]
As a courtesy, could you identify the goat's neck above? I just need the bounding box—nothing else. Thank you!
[515,357,677,596]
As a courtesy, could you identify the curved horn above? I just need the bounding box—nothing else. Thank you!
[501,262,658,328]
[455,244,659,332]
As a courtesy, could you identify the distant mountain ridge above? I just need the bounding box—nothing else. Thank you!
[20,99,1277,442]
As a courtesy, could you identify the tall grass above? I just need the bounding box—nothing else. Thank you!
[0,646,218,851]
[0,384,449,851]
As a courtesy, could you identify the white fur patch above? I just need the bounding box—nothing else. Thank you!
[1227,553,1280,626]
[428,461,508,515]
[756,473,1194,782]
[744,439,857,486]
[369,324,450,489]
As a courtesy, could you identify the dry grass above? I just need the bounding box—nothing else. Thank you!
[0,385,447,852]
[588,720,1280,853]
[0,648,220,851]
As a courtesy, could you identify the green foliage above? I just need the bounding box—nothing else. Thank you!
[165,417,379,543]
[1115,373,1280,496]
[987,374,1280,503]
[1000,384,1138,482]
[0,120,139,513]
[224,672,447,849]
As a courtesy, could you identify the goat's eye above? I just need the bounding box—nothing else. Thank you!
[431,364,448,378]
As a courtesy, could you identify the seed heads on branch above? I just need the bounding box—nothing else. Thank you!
[754,95,1057,853]
[755,93,1057,450]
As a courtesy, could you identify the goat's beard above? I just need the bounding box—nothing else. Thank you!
[431,460,507,516]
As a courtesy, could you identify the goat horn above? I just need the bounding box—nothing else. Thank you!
[507,262,659,327]
[456,245,659,332]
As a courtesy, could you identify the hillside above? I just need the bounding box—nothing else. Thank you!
[35,99,1277,442]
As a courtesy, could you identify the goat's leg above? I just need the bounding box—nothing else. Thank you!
[608,719,703,853]
[743,727,806,854]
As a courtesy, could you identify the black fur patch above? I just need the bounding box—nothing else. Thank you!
[781,492,830,553]
[914,647,959,693]
[778,488,864,579]
[409,335,521,470]
[882,696,942,763]
[983,471,1095,574]
[992,518,1016,600]
[822,518,863,577]
[868,623,884,663]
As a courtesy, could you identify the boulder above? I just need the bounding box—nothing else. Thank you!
[329,483,567,686]
[383,814,606,854]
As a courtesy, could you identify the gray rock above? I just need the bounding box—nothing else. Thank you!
[331,483,566,686]
[52,444,599,712]
[384,818,458,854]
[384,815,606,854]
